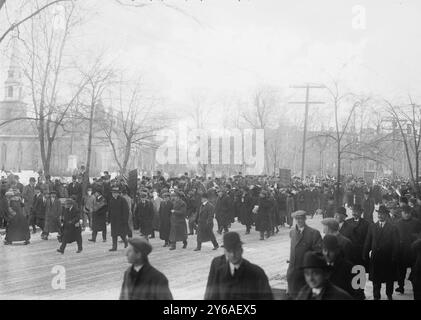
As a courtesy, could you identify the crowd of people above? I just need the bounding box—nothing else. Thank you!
[1,169,421,300]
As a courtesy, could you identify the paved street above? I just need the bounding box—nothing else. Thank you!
[0,214,414,300]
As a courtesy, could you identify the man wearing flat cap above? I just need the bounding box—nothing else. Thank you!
[363,205,399,300]
[120,237,173,300]
[204,232,273,300]
[286,210,322,299]
[296,251,353,300]
[321,218,353,261]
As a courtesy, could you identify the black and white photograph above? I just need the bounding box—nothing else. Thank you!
[1,0,421,304]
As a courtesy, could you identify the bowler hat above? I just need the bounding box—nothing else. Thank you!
[301,251,330,270]
[223,232,243,251]
[291,210,306,219]
[321,218,339,232]
[336,207,347,217]
[128,238,153,256]
[322,234,340,252]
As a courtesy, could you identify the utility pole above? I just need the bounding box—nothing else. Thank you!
[289,83,325,179]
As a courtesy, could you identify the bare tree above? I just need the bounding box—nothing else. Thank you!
[0,0,73,44]
[100,78,170,175]
[17,1,87,175]
[385,98,421,196]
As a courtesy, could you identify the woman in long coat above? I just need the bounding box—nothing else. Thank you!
[43,191,62,239]
[4,191,30,245]
[169,192,188,250]
[159,193,172,247]
[255,190,273,240]
[89,191,108,242]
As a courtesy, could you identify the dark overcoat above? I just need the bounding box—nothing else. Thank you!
[44,198,62,233]
[341,218,370,269]
[395,218,421,267]
[363,221,400,283]
[159,200,172,241]
[62,206,82,243]
[92,197,107,232]
[204,257,273,300]
[236,192,254,226]
[196,201,215,243]
[5,199,30,242]
[286,225,322,298]
[214,194,233,227]
[108,196,129,238]
[169,199,187,242]
[255,197,273,232]
[119,263,173,300]
[32,195,47,227]
[135,200,154,236]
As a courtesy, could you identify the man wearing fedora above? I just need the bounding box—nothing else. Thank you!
[43,190,63,241]
[363,205,400,300]
[296,251,353,300]
[120,237,173,300]
[204,231,273,300]
[322,234,357,298]
[134,191,154,241]
[286,210,322,299]
[395,205,421,294]
[57,198,82,254]
[108,187,129,251]
[321,218,353,261]
[194,191,219,251]
[335,207,351,235]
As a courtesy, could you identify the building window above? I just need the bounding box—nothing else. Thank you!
[7,86,13,98]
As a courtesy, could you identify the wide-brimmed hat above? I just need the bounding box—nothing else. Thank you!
[301,251,330,270]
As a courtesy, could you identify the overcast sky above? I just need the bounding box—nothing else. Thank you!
[1,0,421,128]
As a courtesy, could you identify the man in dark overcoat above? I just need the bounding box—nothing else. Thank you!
[31,187,46,234]
[204,232,273,300]
[169,192,188,250]
[88,190,108,242]
[286,210,322,299]
[194,192,219,251]
[159,192,172,247]
[215,189,233,234]
[363,205,400,300]
[254,190,273,240]
[120,238,173,300]
[57,198,82,254]
[236,187,254,234]
[362,191,375,223]
[108,187,129,251]
[395,205,421,294]
[43,190,63,240]
[135,192,154,240]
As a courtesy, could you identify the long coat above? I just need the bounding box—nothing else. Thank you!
[196,201,215,243]
[204,257,273,300]
[62,206,82,244]
[32,195,47,227]
[214,194,232,227]
[363,221,400,283]
[255,197,273,232]
[341,218,370,269]
[159,200,172,241]
[286,225,322,298]
[108,196,129,238]
[236,193,254,226]
[395,217,421,268]
[362,198,375,223]
[328,256,358,298]
[135,200,154,236]
[22,184,35,217]
[151,196,162,230]
[119,263,173,300]
[5,199,30,242]
[169,199,187,242]
[92,196,107,232]
[286,195,295,226]
[44,198,62,233]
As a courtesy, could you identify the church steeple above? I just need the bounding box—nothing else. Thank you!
[4,34,23,102]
